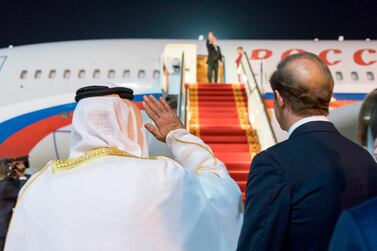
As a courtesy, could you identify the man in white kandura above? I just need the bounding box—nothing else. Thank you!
[5,85,243,251]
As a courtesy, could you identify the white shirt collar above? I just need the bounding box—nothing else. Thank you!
[288,116,329,136]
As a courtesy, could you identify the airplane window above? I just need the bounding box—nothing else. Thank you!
[49,70,56,79]
[93,69,100,79]
[351,71,359,81]
[78,69,86,79]
[123,70,130,79]
[34,70,42,79]
[367,72,375,81]
[153,70,160,80]
[63,70,71,79]
[335,72,343,81]
[108,70,115,79]
[20,70,27,79]
[138,70,146,80]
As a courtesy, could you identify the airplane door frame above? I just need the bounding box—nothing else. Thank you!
[0,56,7,72]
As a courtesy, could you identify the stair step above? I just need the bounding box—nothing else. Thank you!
[198,111,246,116]
[195,102,247,106]
[197,112,239,118]
[198,127,246,135]
[209,144,250,152]
[197,84,244,88]
[195,110,248,115]
[198,100,236,108]
[197,96,236,101]
[197,118,248,124]
[198,120,242,125]
[187,83,245,89]
[197,91,245,96]
[197,106,239,110]
[194,87,245,92]
[201,135,248,144]
[237,181,247,191]
[198,121,241,125]
[218,153,251,162]
[197,108,239,113]
[197,92,246,96]
[229,170,249,180]
[224,160,252,170]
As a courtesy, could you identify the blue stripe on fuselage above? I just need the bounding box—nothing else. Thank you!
[0,93,161,143]
[264,92,367,101]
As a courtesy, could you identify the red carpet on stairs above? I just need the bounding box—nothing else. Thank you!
[186,83,261,200]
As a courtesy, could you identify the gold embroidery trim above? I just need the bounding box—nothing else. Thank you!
[170,134,222,176]
[232,84,260,158]
[52,147,159,173]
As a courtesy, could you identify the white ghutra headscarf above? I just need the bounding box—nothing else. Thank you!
[69,96,148,158]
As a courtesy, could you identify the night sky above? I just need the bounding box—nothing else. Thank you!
[1,0,377,48]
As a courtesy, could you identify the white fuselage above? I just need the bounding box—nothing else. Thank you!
[0,39,376,170]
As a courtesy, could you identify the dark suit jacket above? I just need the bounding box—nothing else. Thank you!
[329,196,377,251]
[206,40,223,64]
[237,121,377,251]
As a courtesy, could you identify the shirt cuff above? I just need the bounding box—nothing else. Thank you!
[166,128,190,146]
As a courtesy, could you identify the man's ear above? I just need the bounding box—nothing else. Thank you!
[274,90,285,109]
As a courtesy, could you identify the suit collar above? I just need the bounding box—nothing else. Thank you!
[289,121,339,139]
[288,116,329,136]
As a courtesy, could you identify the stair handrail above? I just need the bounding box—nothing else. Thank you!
[241,51,277,149]
[177,52,187,126]
[222,55,226,83]
[0,56,7,72]
[243,52,258,91]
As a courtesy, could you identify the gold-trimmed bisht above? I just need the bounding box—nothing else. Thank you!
[170,134,221,177]
[51,147,160,173]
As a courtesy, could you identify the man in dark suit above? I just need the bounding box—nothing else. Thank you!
[206,32,223,83]
[237,52,377,251]
[329,196,377,251]
[0,158,29,251]
[329,92,377,251]
[0,178,20,251]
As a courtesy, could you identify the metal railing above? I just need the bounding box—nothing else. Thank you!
[222,55,226,83]
[241,51,277,149]
[0,56,7,72]
[177,53,187,127]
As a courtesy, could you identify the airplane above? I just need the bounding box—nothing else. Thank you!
[0,39,376,173]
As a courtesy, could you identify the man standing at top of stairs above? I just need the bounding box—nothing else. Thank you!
[206,32,223,83]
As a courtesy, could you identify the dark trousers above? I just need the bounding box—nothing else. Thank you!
[207,62,219,83]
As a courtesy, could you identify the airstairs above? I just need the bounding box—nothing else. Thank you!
[163,45,277,199]
[186,83,260,198]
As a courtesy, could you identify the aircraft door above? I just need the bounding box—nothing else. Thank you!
[162,44,197,96]
[0,56,7,73]
[196,55,225,83]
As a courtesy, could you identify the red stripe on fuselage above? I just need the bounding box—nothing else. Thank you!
[0,113,72,158]
[0,101,146,158]
[263,100,359,109]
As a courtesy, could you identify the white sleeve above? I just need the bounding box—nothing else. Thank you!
[166,129,244,249]
[166,129,229,177]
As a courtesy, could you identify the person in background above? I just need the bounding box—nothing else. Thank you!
[235,47,244,82]
[329,90,377,251]
[357,88,377,158]
[5,85,243,251]
[206,32,223,83]
[0,157,29,251]
[237,52,377,251]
